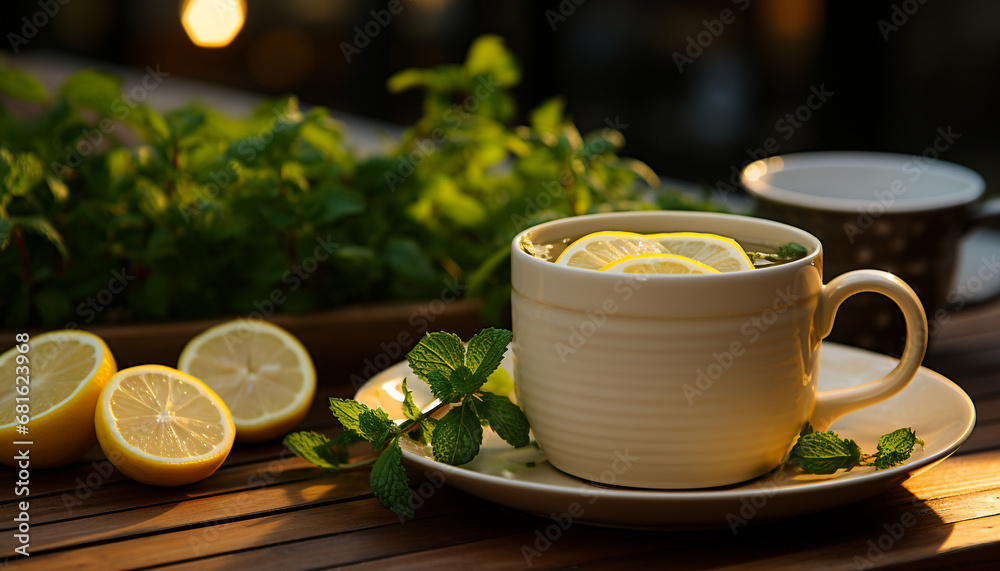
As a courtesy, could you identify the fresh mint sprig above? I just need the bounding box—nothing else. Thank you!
[787,423,924,474]
[284,327,529,518]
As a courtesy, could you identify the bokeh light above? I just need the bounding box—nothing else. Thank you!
[181,0,246,48]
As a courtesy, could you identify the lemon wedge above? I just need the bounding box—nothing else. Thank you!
[0,330,117,468]
[554,231,666,270]
[95,365,235,486]
[600,253,721,274]
[646,232,754,272]
[178,320,316,442]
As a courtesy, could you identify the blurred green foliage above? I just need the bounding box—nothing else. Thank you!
[0,35,720,328]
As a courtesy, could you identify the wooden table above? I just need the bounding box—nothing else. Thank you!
[2,299,999,570]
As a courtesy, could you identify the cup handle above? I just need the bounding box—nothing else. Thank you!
[810,270,928,430]
[966,197,1000,230]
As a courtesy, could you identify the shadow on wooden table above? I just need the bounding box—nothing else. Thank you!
[400,485,952,570]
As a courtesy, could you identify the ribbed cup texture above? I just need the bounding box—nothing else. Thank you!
[513,292,820,489]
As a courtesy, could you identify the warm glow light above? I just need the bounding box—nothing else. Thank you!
[181,0,246,48]
[743,161,765,182]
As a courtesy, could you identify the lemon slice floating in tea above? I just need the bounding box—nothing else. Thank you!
[600,253,721,274]
[646,232,754,272]
[554,231,753,273]
[0,330,117,468]
[178,319,316,442]
[95,365,235,486]
[554,231,666,270]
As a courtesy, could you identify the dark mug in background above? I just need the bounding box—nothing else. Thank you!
[742,152,1000,355]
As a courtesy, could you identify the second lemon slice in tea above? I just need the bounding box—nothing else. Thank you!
[646,232,754,272]
[600,253,721,274]
[178,320,316,442]
[95,365,235,486]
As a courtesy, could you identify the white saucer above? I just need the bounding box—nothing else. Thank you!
[354,342,975,529]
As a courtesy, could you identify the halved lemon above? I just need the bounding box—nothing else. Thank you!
[178,320,316,442]
[600,253,721,274]
[554,231,666,270]
[646,232,754,272]
[0,330,116,468]
[95,365,235,486]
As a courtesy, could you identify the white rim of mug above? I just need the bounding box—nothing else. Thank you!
[511,211,821,279]
[740,151,985,213]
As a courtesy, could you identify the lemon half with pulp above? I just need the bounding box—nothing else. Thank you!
[178,319,316,442]
[95,364,235,486]
[0,330,116,468]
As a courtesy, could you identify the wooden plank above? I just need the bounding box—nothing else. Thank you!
[898,449,1000,500]
[555,499,1000,570]
[705,515,1000,570]
[0,408,346,504]
[337,479,1000,570]
[0,441,287,504]
[570,518,1000,570]
[8,492,488,570]
[0,453,325,529]
[157,502,530,571]
[337,526,677,570]
[880,543,1000,570]
[1,470,375,558]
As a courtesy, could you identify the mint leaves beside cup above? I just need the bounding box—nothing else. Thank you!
[284,327,529,518]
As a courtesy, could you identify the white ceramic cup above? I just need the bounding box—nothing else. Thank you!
[510,211,928,489]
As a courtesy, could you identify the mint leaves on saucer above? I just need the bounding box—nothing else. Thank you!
[284,328,529,518]
[871,427,925,470]
[788,423,924,474]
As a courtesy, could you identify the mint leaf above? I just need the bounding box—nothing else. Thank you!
[0,64,48,102]
[407,331,466,381]
[777,242,807,259]
[789,431,862,474]
[59,69,122,117]
[5,215,69,259]
[329,398,371,434]
[357,408,394,449]
[330,398,394,449]
[800,422,815,437]
[431,403,484,465]
[282,431,342,471]
[872,428,923,470]
[465,327,512,382]
[475,392,530,448]
[370,437,414,518]
[401,378,421,421]
[451,365,485,395]
[421,417,438,444]
[425,365,477,403]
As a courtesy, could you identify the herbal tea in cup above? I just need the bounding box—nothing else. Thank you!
[520,230,807,272]
[510,211,928,489]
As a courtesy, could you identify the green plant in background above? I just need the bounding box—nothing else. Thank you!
[0,35,720,328]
